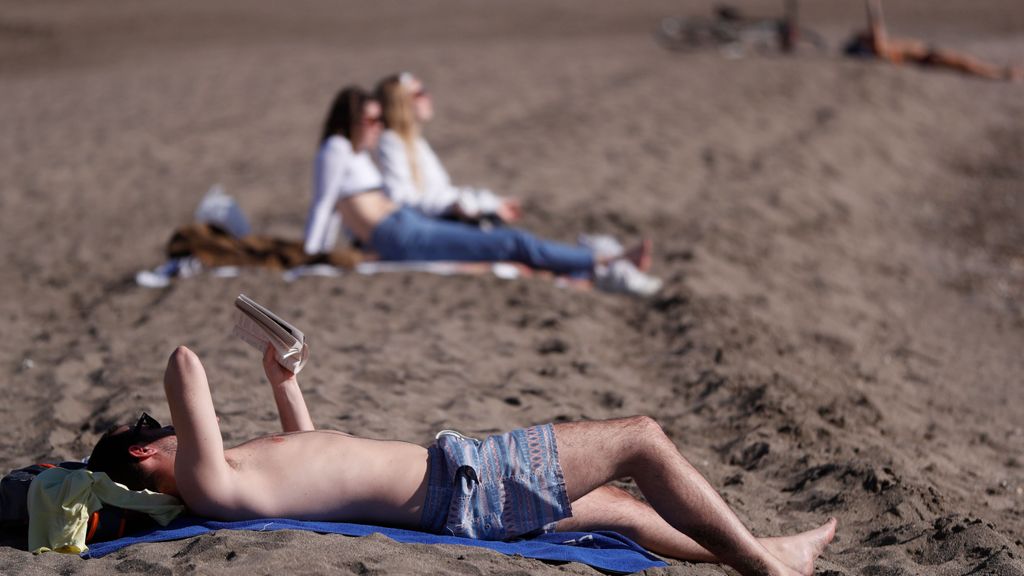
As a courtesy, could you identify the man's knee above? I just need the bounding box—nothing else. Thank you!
[619,415,674,460]
[623,415,665,439]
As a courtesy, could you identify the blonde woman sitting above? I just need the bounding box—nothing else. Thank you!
[374,72,521,226]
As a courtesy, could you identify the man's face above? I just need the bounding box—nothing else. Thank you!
[88,412,180,492]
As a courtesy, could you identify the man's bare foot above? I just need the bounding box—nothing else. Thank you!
[622,239,653,272]
[761,518,837,576]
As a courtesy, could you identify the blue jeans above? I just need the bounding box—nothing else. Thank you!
[369,208,594,275]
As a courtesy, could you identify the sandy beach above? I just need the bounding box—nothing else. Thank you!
[1,0,1022,573]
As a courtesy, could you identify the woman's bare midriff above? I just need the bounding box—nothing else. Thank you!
[338,191,398,244]
[214,430,430,527]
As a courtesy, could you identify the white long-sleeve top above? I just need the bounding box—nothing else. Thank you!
[303,135,384,254]
[375,130,503,218]
[375,130,458,216]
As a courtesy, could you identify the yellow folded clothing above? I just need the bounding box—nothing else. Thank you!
[27,467,184,554]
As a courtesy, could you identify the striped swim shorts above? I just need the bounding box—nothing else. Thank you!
[418,424,573,541]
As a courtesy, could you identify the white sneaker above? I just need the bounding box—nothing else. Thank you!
[577,234,625,260]
[594,260,663,297]
[134,257,203,288]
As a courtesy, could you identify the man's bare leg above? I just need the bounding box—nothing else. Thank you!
[554,417,812,576]
[557,485,836,575]
[922,49,1021,81]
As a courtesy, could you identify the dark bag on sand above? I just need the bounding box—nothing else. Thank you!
[1,462,154,543]
[167,223,367,270]
[2,464,53,526]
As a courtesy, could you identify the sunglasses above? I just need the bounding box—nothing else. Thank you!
[132,412,162,436]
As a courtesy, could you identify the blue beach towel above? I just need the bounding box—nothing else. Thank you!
[82,516,667,574]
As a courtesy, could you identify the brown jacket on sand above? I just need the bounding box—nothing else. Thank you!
[167,223,367,270]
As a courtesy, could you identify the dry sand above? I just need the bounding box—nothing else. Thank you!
[1,0,1022,574]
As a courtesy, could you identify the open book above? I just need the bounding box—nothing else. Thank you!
[232,294,310,374]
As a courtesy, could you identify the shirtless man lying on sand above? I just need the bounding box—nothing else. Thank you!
[87,346,836,576]
[845,0,1022,81]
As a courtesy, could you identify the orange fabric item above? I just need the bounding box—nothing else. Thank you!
[86,513,99,542]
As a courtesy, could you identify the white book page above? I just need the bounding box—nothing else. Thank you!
[232,299,309,374]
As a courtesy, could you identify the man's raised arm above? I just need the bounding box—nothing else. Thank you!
[163,346,234,508]
[865,0,891,57]
[262,345,315,433]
